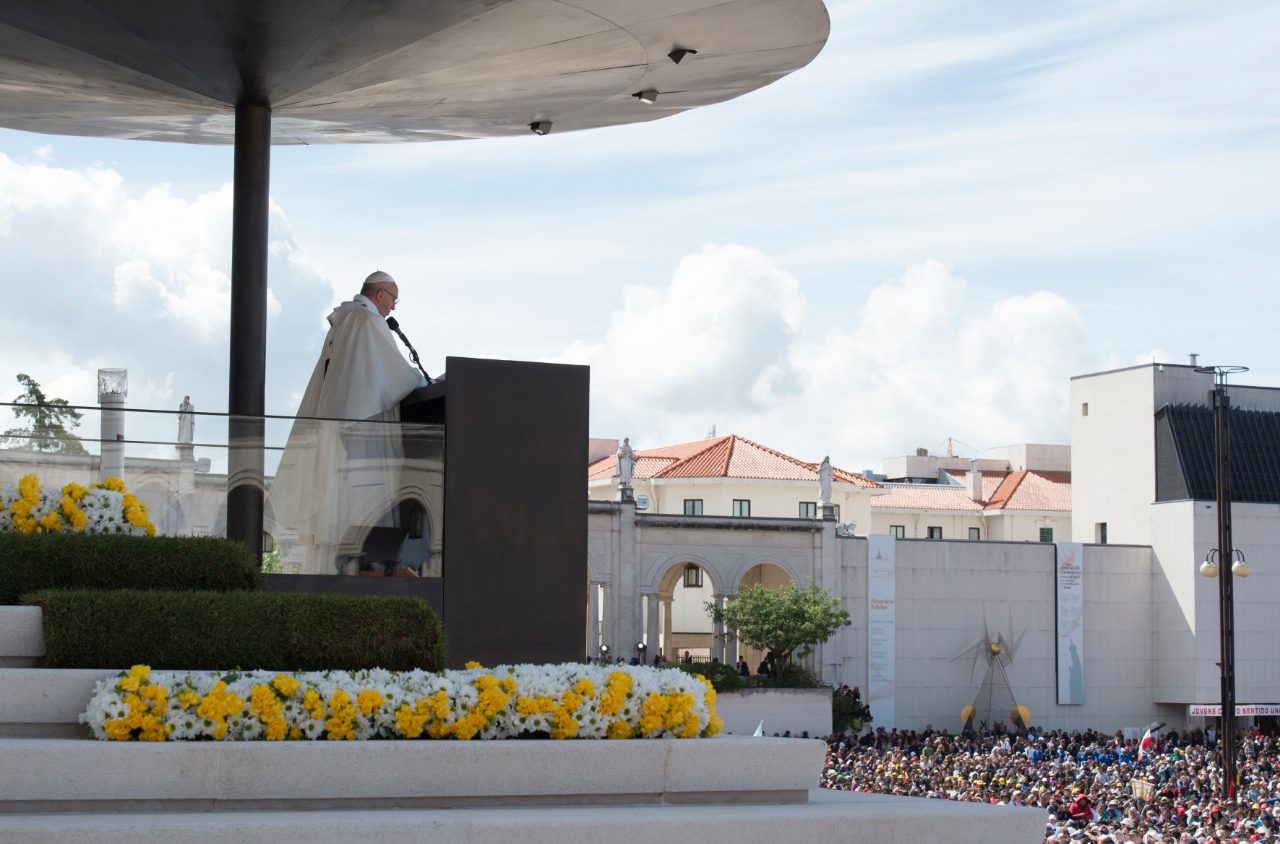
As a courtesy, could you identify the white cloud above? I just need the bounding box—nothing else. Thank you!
[0,151,335,446]
[559,244,806,414]
[576,251,1089,470]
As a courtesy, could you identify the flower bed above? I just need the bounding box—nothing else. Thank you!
[1,474,155,536]
[83,663,723,742]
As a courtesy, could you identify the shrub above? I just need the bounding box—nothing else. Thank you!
[752,662,822,689]
[832,691,857,732]
[671,660,745,692]
[0,533,261,604]
[25,589,447,672]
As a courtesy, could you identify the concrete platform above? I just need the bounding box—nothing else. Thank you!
[0,790,1045,844]
[0,737,822,812]
[0,607,42,667]
[0,669,101,737]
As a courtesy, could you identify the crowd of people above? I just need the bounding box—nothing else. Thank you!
[820,725,1280,843]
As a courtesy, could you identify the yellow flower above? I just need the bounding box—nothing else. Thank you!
[302,689,326,720]
[118,665,150,693]
[271,674,300,698]
[606,720,634,740]
[463,661,482,670]
[599,672,631,717]
[395,702,427,738]
[357,688,386,717]
[99,477,127,493]
[573,678,596,699]
[325,689,357,740]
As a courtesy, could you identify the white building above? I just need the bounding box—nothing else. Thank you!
[586,362,1280,733]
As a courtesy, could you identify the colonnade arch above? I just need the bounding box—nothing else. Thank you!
[733,561,799,675]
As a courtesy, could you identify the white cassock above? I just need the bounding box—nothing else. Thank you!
[270,295,425,571]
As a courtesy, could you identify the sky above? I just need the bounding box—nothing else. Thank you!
[1,0,1277,473]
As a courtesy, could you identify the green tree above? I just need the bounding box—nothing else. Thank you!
[1,373,87,455]
[706,581,851,677]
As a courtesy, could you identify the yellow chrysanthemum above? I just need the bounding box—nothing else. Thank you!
[357,688,386,717]
[271,674,300,698]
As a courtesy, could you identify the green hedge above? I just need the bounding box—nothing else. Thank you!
[0,533,262,604]
[25,589,448,672]
[671,661,745,692]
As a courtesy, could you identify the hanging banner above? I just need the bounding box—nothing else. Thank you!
[1190,704,1280,717]
[867,534,896,729]
[1055,541,1085,704]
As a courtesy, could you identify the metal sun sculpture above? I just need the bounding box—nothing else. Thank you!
[952,616,1030,732]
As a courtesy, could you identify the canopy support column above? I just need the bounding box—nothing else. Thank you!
[226,99,271,558]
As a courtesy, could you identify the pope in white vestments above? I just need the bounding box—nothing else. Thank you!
[271,271,426,572]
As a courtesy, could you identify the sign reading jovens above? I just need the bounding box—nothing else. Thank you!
[1055,542,1085,705]
[867,535,896,730]
[1189,704,1280,717]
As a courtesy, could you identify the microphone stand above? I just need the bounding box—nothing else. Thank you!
[386,317,433,384]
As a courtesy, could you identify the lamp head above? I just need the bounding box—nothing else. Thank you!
[529,120,552,135]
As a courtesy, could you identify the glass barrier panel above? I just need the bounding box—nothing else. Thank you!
[0,404,443,579]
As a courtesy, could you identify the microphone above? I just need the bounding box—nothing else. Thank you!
[386,317,433,384]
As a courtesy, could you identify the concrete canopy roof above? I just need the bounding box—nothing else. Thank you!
[0,0,830,145]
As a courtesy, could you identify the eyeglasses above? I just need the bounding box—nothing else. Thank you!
[378,287,399,306]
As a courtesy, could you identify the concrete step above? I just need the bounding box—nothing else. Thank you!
[0,789,1046,844]
[0,669,104,737]
[0,736,820,812]
[0,606,43,667]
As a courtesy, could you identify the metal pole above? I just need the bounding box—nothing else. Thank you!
[1213,376,1236,801]
[226,99,271,559]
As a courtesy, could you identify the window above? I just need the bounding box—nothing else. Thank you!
[683,564,703,588]
[926,526,942,539]
[1096,522,1108,544]
[1039,527,1054,543]
[799,501,817,519]
[969,527,981,541]
[683,499,703,516]
[1081,402,1089,417]
[732,499,751,517]
[833,504,841,521]
[889,525,905,538]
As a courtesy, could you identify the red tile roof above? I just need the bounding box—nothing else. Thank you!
[870,484,985,511]
[986,470,1072,511]
[871,470,1070,512]
[586,435,881,488]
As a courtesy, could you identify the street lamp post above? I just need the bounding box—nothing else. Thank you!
[1197,364,1249,801]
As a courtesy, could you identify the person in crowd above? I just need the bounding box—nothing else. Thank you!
[820,723,1280,843]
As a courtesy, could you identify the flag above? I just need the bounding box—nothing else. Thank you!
[1138,721,1166,760]
[753,720,764,737]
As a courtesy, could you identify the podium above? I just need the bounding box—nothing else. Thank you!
[400,357,588,668]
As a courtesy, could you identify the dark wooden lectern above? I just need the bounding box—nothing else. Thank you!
[401,357,588,668]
